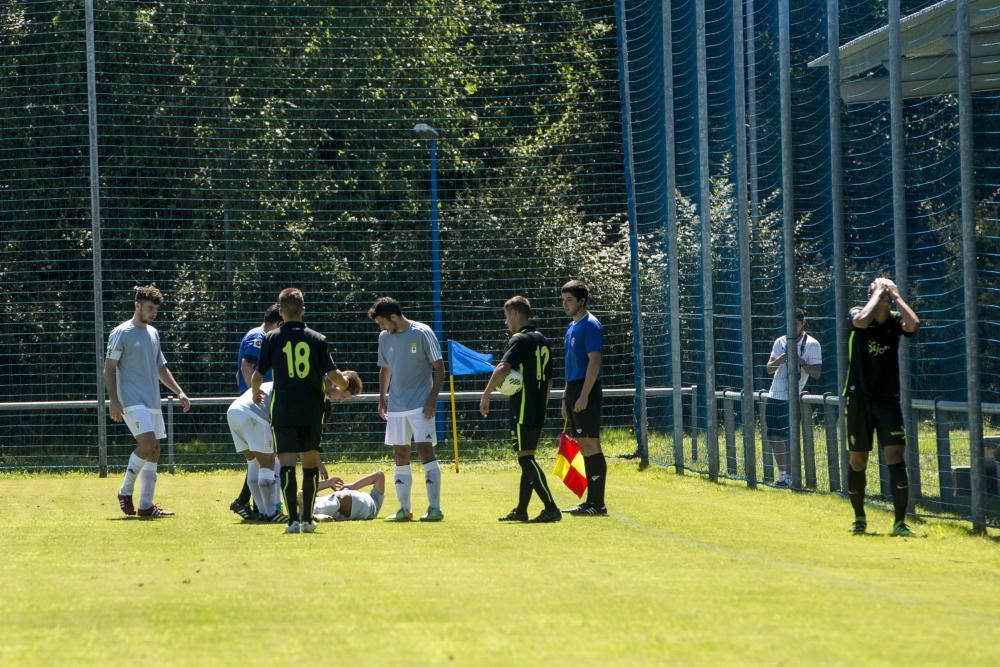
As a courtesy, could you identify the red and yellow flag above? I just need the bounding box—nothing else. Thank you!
[553,432,587,498]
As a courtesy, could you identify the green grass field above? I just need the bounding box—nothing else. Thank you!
[2,462,998,666]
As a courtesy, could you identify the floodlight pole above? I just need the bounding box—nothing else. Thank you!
[415,123,445,440]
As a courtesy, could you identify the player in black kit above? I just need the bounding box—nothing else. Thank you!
[252,288,353,534]
[480,296,560,523]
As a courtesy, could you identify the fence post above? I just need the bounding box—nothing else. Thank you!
[660,0,683,477]
[839,395,850,493]
[695,0,718,482]
[690,384,699,462]
[613,0,649,467]
[724,395,737,475]
[934,401,954,508]
[823,394,840,492]
[956,0,986,534]
[167,396,175,473]
[84,0,107,478]
[888,0,921,510]
[800,396,816,489]
[759,391,773,482]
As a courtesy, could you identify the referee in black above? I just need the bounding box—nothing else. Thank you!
[480,296,560,523]
[252,287,351,534]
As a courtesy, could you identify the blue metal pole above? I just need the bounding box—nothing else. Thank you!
[614,0,648,465]
[429,137,442,341]
[428,137,445,442]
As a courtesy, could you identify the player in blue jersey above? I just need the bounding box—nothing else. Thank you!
[560,280,607,516]
[230,304,283,520]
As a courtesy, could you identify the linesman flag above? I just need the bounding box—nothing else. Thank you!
[553,432,587,498]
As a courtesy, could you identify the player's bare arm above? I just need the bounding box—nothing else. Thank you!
[251,369,265,406]
[103,358,123,422]
[852,290,883,327]
[377,366,391,420]
[423,359,445,419]
[480,361,512,417]
[240,358,256,390]
[575,351,601,412]
[885,282,921,333]
[157,366,190,412]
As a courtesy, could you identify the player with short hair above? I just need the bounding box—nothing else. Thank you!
[368,296,446,522]
[310,470,386,522]
[106,285,190,517]
[845,276,920,536]
[228,372,361,524]
[480,296,560,522]
[230,303,283,520]
[253,288,353,534]
[765,308,822,487]
[560,280,607,516]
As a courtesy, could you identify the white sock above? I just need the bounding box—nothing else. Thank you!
[394,465,412,512]
[247,460,268,515]
[273,459,283,510]
[138,461,158,509]
[119,452,146,496]
[424,459,441,509]
[258,466,279,514]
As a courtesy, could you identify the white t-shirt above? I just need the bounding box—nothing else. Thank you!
[767,334,821,400]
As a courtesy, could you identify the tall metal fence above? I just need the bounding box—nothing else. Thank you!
[1,0,997,531]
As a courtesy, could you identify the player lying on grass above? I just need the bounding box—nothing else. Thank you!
[303,471,386,522]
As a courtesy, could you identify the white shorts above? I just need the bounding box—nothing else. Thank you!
[123,406,166,440]
[226,407,274,455]
[385,408,437,446]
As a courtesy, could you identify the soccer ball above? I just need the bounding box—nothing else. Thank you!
[497,370,524,396]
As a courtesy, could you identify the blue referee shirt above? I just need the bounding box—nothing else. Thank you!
[564,313,602,382]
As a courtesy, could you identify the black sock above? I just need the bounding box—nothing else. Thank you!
[584,453,607,507]
[847,467,867,519]
[237,473,252,506]
[888,462,909,524]
[281,465,298,526]
[527,456,557,510]
[517,456,533,513]
[301,467,319,523]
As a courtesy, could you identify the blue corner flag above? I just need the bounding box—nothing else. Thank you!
[447,339,495,376]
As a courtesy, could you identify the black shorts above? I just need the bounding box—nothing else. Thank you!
[764,398,790,439]
[565,380,602,438]
[511,424,542,453]
[272,422,323,454]
[846,395,906,452]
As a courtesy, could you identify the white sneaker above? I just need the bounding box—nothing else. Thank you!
[300,521,316,534]
[284,521,301,534]
[775,473,791,488]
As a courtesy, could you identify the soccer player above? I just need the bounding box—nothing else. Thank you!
[310,470,386,522]
[252,288,353,534]
[480,296,560,523]
[227,381,286,523]
[230,303,283,520]
[845,276,920,536]
[765,308,822,487]
[560,280,607,516]
[228,372,361,523]
[368,297,446,522]
[106,285,190,517]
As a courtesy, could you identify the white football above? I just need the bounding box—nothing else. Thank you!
[497,370,524,396]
